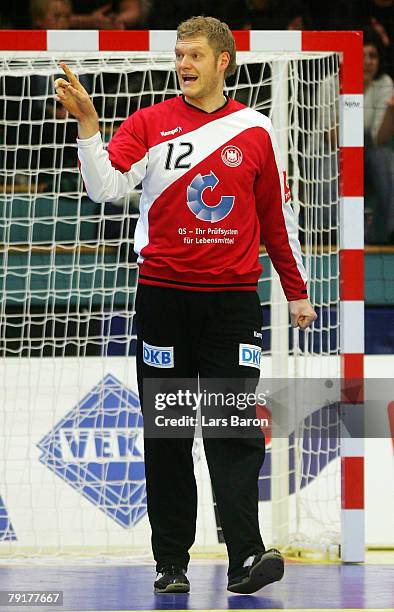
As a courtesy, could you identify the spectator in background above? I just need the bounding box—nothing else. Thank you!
[350,1,394,79]
[31,0,72,29]
[29,0,150,30]
[364,30,394,243]
[69,0,149,29]
[305,0,393,78]
[368,0,393,47]
[366,0,393,79]
[377,92,394,145]
[113,0,151,28]
[69,1,115,29]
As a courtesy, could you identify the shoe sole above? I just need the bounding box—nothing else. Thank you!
[154,583,190,594]
[227,552,284,594]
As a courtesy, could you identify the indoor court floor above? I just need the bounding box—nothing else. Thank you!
[0,555,393,612]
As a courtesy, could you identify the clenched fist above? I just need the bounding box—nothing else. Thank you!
[289,299,317,330]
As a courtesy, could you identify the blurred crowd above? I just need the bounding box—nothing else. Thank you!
[0,1,393,74]
[1,0,393,87]
[0,0,393,243]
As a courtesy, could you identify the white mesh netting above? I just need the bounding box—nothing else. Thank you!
[0,50,341,560]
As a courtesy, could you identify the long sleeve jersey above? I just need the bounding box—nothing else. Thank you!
[78,96,308,300]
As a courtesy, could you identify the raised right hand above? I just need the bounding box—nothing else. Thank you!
[54,63,99,137]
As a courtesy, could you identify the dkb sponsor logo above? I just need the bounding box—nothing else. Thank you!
[239,344,261,369]
[143,341,174,368]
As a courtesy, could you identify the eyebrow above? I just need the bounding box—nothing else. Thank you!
[174,45,205,53]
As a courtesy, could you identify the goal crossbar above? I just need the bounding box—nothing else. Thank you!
[0,29,364,563]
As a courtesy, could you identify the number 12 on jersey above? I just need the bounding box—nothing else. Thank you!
[164,142,193,170]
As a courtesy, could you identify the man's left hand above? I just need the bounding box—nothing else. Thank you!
[289,299,317,329]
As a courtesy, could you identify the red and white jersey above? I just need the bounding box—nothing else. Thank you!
[78,96,308,300]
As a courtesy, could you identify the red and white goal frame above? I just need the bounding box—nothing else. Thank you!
[0,29,364,562]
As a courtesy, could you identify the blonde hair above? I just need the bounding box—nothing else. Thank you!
[177,16,237,78]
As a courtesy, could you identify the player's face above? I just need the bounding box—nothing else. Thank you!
[175,36,228,105]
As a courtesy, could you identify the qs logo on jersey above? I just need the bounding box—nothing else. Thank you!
[186,172,235,223]
[221,145,243,168]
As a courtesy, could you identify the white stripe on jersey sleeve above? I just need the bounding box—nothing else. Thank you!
[77,132,148,203]
[266,122,308,285]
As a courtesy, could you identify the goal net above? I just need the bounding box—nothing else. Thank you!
[0,48,341,559]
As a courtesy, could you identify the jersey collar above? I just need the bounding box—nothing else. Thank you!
[181,95,230,114]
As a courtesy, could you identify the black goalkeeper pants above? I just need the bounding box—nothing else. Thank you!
[135,284,266,576]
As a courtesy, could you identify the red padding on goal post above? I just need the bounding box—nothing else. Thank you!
[341,456,364,509]
[341,379,364,405]
[302,31,363,94]
[341,147,364,197]
[340,250,364,301]
[99,30,149,51]
[0,30,47,50]
[341,354,364,380]
[341,354,364,404]
[232,30,250,51]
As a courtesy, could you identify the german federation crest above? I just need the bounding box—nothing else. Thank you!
[221,145,243,167]
[37,374,146,528]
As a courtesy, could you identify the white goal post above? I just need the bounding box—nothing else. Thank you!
[0,30,364,562]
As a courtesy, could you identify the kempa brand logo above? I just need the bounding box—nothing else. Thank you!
[0,495,16,541]
[37,374,146,528]
[221,145,243,167]
[161,126,183,137]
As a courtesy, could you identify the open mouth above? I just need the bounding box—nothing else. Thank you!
[182,75,198,84]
